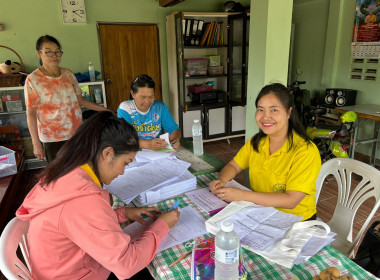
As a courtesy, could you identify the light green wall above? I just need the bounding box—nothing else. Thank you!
[292,0,330,98]
[0,0,249,106]
[245,0,293,141]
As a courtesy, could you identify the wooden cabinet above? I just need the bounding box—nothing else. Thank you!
[0,80,107,169]
[166,12,249,140]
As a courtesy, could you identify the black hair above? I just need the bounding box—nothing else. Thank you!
[39,111,139,185]
[129,74,155,98]
[251,83,311,152]
[35,35,61,66]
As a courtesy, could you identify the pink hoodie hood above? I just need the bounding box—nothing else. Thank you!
[17,168,104,221]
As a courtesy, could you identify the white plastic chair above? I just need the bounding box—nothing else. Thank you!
[0,217,31,280]
[315,157,380,257]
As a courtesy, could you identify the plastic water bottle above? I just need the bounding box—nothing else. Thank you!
[89,62,95,82]
[94,88,102,104]
[192,119,203,156]
[215,220,240,280]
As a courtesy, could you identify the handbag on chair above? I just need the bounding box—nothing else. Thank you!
[352,221,380,277]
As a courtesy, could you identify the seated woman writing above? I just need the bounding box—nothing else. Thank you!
[118,74,181,151]
[16,111,180,280]
[210,83,321,221]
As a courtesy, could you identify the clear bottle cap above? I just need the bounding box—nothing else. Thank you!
[221,220,234,232]
[194,119,199,123]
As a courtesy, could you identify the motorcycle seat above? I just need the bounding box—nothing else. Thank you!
[308,107,327,117]
[315,122,342,131]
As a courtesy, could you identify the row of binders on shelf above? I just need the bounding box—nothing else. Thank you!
[183,19,225,47]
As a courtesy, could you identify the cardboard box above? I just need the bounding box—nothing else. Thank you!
[5,100,22,112]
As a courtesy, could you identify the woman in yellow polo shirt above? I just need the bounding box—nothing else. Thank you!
[210,83,321,221]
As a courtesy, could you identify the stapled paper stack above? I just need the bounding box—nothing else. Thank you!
[134,169,196,206]
[104,151,196,206]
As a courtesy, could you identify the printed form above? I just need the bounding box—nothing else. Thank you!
[104,157,191,204]
[123,206,208,253]
[217,206,302,251]
[186,179,250,214]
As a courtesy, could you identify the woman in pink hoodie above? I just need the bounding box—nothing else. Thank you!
[17,111,180,280]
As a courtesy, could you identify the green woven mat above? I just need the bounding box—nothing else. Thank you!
[178,138,225,175]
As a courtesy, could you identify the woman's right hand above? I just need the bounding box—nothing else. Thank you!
[209,179,226,194]
[159,209,180,229]
[33,141,45,160]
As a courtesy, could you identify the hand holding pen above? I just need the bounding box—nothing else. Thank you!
[168,201,180,212]
[159,201,180,229]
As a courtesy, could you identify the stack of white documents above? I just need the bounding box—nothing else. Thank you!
[134,169,196,205]
[104,151,196,205]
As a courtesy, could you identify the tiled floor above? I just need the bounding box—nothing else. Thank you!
[203,136,380,255]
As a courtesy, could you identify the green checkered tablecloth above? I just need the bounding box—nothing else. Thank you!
[110,171,378,280]
[141,173,378,280]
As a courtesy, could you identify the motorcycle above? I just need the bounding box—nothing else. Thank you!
[289,75,357,162]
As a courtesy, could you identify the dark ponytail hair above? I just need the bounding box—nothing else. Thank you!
[251,83,311,152]
[39,111,139,185]
[129,74,155,99]
[35,35,61,66]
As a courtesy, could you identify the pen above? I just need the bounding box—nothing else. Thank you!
[168,249,193,268]
[168,201,180,212]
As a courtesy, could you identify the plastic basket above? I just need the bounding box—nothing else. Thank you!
[0,45,25,87]
[0,146,17,178]
[187,84,214,93]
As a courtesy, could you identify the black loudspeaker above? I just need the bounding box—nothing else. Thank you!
[323,88,358,108]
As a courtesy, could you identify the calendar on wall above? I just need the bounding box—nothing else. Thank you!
[352,0,380,58]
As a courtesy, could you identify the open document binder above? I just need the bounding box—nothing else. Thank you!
[104,151,196,206]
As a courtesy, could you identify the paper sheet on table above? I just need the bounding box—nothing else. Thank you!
[186,187,228,214]
[134,170,196,206]
[293,230,336,265]
[185,180,251,214]
[224,180,252,191]
[136,150,171,162]
[122,206,208,253]
[124,161,148,170]
[206,201,302,252]
[104,162,180,204]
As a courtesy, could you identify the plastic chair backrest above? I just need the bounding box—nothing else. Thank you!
[315,158,380,257]
[0,217,31,280]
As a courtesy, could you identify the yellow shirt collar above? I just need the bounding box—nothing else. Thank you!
[79,163,101,187]
[260,135,291,156]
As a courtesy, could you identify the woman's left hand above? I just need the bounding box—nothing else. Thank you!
[124,206,161,224]
[214,187,245,202]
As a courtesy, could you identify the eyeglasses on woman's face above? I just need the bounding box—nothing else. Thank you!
[39,50,64,57]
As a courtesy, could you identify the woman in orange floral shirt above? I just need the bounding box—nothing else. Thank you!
[25,35,109,163]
